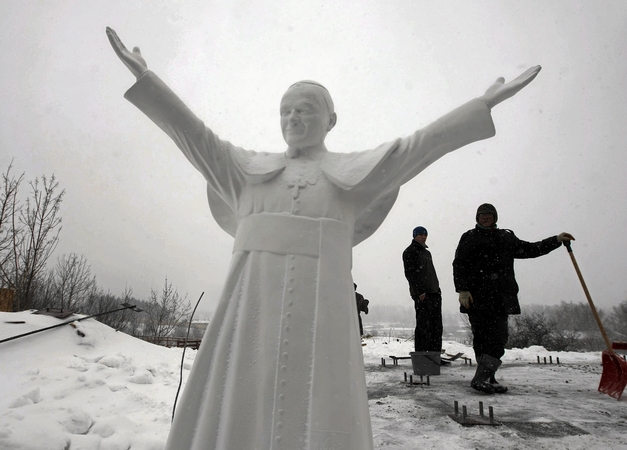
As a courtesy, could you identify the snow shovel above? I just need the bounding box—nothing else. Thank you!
[564,241,627,400]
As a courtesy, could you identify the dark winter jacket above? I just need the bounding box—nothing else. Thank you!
[355,291,369,314]
[403,240,441,301]
[453,226,561,315]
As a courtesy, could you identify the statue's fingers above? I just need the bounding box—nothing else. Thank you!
[133,46,142,55]
[495,77,505,84]
[515,66,541,83]
[105,27,118,46]
[106,27,127,52]
[527,66,541,80]
[106,27,119,43]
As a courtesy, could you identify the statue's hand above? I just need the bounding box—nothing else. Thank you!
[106,27,148,79]
[480,65,541,109]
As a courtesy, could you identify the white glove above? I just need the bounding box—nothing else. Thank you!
[557,232,575,242]
[459,291,473,309]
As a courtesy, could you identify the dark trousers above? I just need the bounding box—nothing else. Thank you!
[414,293,443,352]
[468,312,509,360]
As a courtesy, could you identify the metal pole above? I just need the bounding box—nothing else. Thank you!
[0,303,142,345]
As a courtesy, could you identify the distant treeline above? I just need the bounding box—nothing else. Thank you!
[363,300,627,352]
[0,162,194,342]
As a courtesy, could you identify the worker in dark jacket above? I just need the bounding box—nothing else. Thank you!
[453,203,574,394]
[354,283,369,337]
[403,226,443,353]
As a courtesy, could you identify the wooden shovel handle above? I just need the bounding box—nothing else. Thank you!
[564,241,613,351]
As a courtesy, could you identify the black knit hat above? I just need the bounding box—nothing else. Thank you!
[476,203,498,224]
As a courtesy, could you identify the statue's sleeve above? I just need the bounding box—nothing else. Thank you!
[362,98,496,192]
[336,98,495,246]
[123,71,246,212]
[324,98,495,197]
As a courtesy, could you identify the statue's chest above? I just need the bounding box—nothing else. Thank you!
[239,157,347,219]
[277,158,325,200]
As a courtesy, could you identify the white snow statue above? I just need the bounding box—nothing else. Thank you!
[106,27,541,450]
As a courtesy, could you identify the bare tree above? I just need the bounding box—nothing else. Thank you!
[85,286,146,335]
[0,163,23,274]
[0,163,64,311]
[143,277,191,343]
[28,269,57,310]
[49,253,97,311]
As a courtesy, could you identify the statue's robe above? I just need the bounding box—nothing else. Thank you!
[125,72,495,450]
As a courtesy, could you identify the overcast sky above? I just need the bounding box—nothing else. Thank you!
[1,1,626,317]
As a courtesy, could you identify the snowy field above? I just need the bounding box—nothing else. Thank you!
[1,311,626,450]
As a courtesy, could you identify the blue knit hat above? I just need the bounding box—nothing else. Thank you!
[412,226,428,238]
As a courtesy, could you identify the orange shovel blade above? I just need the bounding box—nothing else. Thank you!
[599,350,627,400]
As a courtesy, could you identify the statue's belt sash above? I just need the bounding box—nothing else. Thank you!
[234,213,351,258]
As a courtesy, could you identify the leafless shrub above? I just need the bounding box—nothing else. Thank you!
[508,312,581,351]
[143,277,191,343]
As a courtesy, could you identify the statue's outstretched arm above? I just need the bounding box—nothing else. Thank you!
[106,27,148,79]
[480,65,541,109]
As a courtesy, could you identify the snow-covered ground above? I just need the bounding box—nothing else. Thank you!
[1,311,626,450]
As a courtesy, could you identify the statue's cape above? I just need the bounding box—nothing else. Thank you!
[208,141,401,247]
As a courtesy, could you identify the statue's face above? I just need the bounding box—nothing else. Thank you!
[280,84,335,150]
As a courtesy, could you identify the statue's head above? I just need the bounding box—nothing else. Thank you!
[280,81,337,150]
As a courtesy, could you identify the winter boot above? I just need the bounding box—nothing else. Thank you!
[470,354,501,394]
[490,374,508,394]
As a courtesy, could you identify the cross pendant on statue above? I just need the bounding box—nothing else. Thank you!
[288,178,307,199]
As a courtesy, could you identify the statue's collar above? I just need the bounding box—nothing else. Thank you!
[285,145,327,160]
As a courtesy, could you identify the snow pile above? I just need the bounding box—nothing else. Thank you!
[1,311,626,450]
[0,311,194,450]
